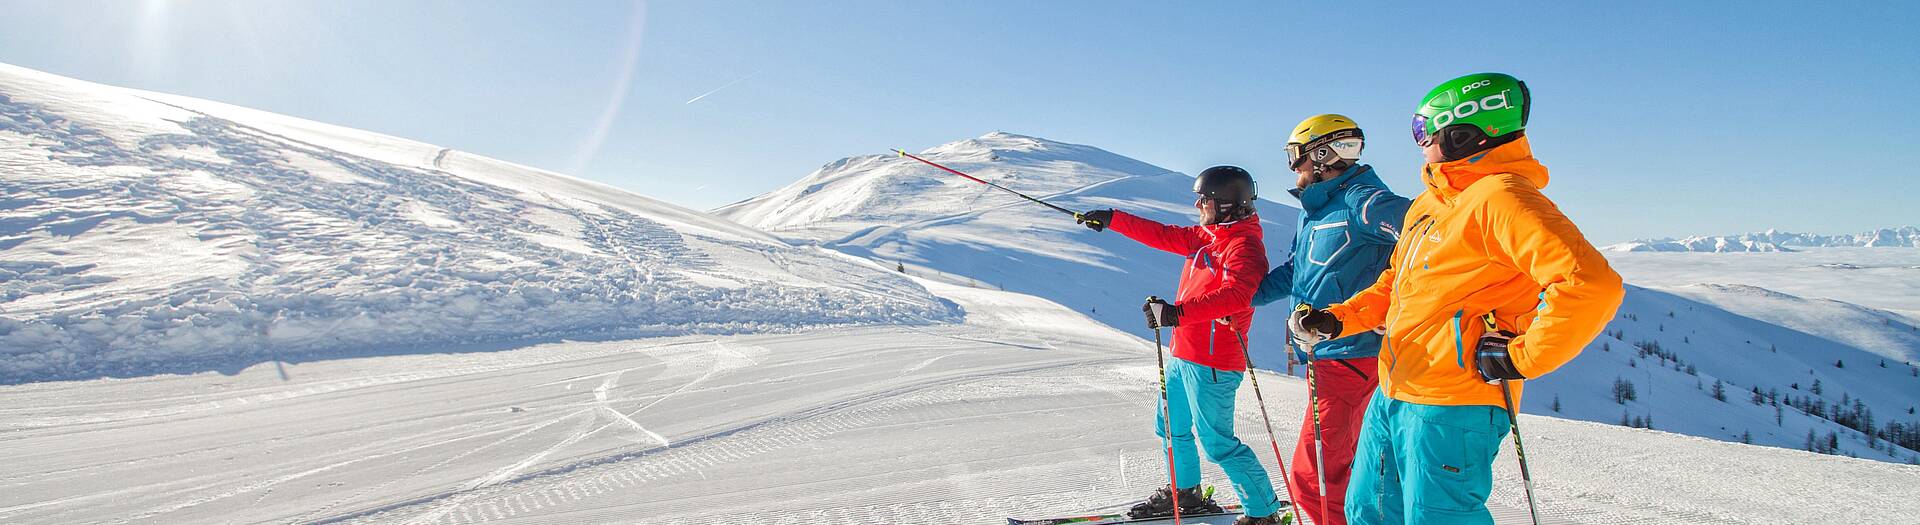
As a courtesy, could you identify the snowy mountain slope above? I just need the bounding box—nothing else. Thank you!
[1556,248,1920,463]
[1606,225,1920,252]
[716,132,1304,367]
[1670,283,1920,364]
[4,279,1915,524]
[0,62,957,382]
[1523,284,1920,463]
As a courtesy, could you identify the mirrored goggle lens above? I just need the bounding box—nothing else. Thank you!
[1286,144,1307,168]
[1411,114,1432,147]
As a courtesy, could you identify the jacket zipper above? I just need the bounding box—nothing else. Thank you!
[1381,215,1437,390]
[1333,358,1370,381]
[1207,322,1217,381]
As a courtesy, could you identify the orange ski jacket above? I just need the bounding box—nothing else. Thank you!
[1324,137,1623,407]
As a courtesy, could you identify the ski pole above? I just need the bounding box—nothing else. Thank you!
[892,149,1092,221]
[1148,308,1183,525]
[1294,304,1329,525]
[1485,315,1542,525]
[1226,317,1291,512]
[1499,380,1541,525]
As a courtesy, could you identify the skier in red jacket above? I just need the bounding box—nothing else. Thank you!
[1078,166,1285,525]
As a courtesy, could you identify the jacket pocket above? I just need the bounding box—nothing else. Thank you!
[1306,220,1351,267]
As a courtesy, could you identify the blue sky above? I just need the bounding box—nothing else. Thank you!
[2,0,1915,243]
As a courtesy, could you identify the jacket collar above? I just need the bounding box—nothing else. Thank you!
[1420,136,1549,203]
[1289,164,1384,212]
[1202,212,1263,240]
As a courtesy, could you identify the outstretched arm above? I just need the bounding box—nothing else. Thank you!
[1325,264,1394,338]
[1106,209,1206,255]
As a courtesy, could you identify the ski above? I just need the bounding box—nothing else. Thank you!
[1009,503,1298,525]
[1006,504,1242,525]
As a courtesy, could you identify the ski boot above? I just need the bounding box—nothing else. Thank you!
[1127,485,1224,519]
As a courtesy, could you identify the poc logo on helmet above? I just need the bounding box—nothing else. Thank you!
[1460,79,1495,93]
[1430,89,1511,129]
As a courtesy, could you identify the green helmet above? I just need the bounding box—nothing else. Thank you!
[1412,72,1530,161]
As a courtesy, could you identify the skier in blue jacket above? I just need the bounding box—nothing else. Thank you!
[1251,114,1410,525]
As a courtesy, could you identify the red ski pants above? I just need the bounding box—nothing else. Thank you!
[1288,357,1378,525]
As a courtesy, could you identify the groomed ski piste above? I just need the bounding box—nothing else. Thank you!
[4,64,1919,524]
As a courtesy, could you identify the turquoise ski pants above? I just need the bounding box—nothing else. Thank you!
[1344,391,1511,525]
[1156,357,1282,517]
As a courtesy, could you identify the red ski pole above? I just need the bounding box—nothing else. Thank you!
[892,149,1090,220]
[1227,318,1292,511]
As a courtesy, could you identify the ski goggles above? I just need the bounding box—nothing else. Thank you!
[1411,114,1434,147]
[1285,143,1310,169]
[1287,128,1363,169]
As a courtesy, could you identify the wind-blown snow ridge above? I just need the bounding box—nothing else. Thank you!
[0,62,958,382]
[1606,226,1920,252]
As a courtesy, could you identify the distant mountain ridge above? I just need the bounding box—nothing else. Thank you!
[1607,226,1920,252]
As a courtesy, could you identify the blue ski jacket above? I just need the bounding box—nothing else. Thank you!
[1252,164,1411,361]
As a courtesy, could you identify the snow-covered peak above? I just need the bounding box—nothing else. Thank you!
[1606,226,1920,252]
[921,131,1053,156]
[714,131,1178,235]
[917,131,1167,171]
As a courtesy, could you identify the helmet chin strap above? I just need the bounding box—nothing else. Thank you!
[1310,159,1351,181]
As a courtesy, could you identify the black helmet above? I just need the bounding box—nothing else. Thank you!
[1194,165,1257,221]
[1194,165,1256,204]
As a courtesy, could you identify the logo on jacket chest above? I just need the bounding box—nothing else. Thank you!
[1193,250,1216,271]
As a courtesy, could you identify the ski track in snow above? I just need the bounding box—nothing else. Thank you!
[339,361,1138,525]
[393,342,750,525]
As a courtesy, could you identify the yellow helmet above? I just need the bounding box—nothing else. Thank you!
[1286,114,1364,169]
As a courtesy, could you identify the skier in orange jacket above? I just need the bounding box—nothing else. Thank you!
[1289,73,1624,525]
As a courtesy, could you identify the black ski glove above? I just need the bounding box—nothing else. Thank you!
[1078,209,1114,232]
[1475,330,1526,383]
[1143,296,1180,329]
[1288,304,1342,347]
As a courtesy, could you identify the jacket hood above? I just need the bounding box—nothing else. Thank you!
[1420,136,1549,201]
[1290,164,1388,212]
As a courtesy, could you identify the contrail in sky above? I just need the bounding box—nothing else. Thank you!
[685,70,761,105]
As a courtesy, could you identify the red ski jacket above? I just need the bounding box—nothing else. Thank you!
[1109,210,1267,371]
